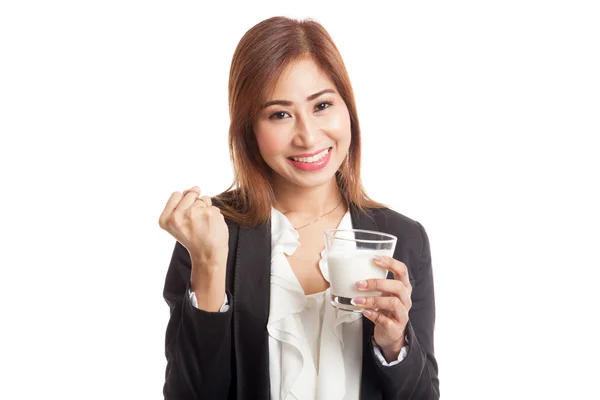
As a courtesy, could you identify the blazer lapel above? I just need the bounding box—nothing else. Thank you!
[233,221,272,399]
[350,204,378,232]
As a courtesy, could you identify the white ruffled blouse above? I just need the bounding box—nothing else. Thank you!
[189,207,408,400]
[267,208,363,400]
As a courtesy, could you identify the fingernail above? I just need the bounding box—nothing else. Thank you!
[363,310,372,317]
[351,297,365,305]
[373,255,382,263]
[355,280,367,288]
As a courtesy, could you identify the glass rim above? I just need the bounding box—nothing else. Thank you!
[324,229,397,244]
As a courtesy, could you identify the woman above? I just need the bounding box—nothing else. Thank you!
[159,16,439,400]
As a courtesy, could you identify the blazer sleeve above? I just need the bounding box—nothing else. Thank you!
[162,241,233,400]
[371,221,440,399]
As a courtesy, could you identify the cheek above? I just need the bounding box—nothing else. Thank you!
[254,122,288,158]
[325,107,352,141]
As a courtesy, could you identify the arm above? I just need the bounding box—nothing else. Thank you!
[163,241,233,399]
[373,222,440,399]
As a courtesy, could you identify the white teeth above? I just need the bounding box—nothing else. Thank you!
[291,148,330,163]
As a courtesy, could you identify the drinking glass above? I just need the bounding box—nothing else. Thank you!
[324,229,397,312]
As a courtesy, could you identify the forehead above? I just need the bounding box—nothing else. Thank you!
[266,57,335,100]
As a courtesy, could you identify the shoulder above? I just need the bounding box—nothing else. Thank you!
[366,207,426,241]
[365,207,433,276]
[364,206,431,260]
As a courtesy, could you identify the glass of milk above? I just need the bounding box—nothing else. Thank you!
[324,229,397,312]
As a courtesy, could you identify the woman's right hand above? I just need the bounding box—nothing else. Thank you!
[158,186,229,274]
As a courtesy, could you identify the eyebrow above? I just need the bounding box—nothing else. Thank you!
[261,89,336,109]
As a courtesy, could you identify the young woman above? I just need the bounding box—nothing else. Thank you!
[159,16,439,400]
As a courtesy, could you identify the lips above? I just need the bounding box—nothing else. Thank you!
[288,147,331,163]
[287,147,332,171]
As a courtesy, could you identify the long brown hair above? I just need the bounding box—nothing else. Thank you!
[215,16,386,227]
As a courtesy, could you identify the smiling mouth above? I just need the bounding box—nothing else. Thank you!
[288,147,332,163]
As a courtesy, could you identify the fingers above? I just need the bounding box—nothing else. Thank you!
[173,186,202,218]
[355,279,412,311]
[159,191,184,230]
[362,308,397,331]
[374,256,412,294]
[191,195,212,208]
[352,293,409,321]
[182,186,201,197]
[158,186,201,230]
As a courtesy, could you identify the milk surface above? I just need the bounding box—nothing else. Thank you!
[327,249,392,298]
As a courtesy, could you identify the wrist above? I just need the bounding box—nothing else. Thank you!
[379,334,407,363]
[190,262,226,312]
[190,253,227,272]
[190,260,226,278]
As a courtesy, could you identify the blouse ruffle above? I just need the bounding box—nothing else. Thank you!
[267,208,362,400]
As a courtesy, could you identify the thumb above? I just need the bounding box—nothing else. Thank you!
[182,186,201,196]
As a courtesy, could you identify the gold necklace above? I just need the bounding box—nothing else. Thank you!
[285,198,344,231]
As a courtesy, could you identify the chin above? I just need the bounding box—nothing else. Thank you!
[293,176,333,188]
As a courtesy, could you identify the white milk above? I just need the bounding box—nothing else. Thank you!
[327,249,392,299]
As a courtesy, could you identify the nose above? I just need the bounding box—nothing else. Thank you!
[292,113,320,148]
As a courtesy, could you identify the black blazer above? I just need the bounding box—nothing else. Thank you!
[163,204,440,399]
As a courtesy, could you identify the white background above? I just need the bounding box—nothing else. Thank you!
[1,1,599,399]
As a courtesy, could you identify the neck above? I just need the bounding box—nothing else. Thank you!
[272,176,343,218]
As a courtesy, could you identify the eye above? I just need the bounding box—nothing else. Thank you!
[268,111,290,120]
[315,101,332,111]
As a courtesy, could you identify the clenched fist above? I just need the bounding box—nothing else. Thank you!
[158,186,229,274]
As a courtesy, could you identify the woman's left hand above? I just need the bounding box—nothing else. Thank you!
[352,256,412,361]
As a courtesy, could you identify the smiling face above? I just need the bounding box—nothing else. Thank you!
[252,56,352,189]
